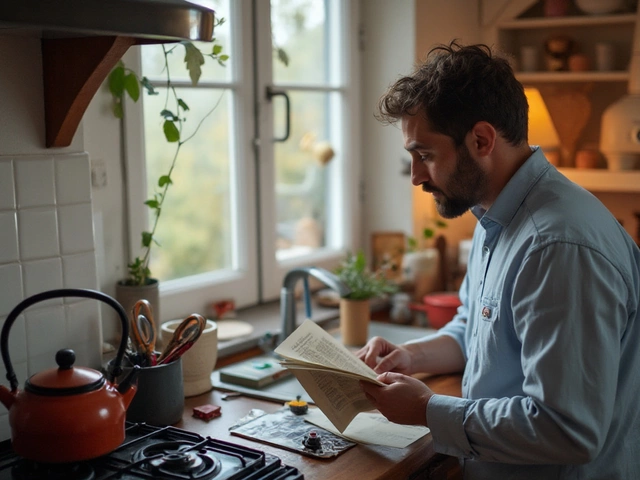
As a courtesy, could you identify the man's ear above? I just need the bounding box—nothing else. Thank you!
[467,121,496,156]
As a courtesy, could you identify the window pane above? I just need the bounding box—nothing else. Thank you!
[275,90,335,258]
[143,88,233,281]
[141,0,232,83]
[271,0,327,84]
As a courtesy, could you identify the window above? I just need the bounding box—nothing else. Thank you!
[124,0,361,318]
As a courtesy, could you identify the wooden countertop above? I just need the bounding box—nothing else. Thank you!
[175,347,463,480]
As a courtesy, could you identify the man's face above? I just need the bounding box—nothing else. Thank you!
[402,113,488,218]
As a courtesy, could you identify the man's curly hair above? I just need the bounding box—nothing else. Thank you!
[376,40,528,147]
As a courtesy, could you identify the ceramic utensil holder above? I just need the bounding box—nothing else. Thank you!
[111,358,184,426]
[161,319,218,397]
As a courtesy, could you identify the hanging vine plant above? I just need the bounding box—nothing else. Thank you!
[108,20,229,286]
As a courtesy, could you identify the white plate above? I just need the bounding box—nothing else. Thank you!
[217,320,254,341]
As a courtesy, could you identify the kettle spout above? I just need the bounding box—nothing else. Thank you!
[0,385,16,410]
[116,365,140,408]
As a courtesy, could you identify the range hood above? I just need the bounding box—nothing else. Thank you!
[0,0,216,148]
[0,0,215,42]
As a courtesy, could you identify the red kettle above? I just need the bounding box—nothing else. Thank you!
[0,289,139,463]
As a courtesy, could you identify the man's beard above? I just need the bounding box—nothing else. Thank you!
[423,144,488,219]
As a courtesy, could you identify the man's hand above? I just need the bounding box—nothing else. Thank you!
[361,372,433,426]
[356,336,414,374]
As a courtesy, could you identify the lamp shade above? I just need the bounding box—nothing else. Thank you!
[525,87,560,150]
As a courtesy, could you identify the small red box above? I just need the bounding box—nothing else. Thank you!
[193,404,221,421]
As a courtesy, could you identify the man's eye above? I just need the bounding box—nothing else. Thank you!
[420,154,431,162]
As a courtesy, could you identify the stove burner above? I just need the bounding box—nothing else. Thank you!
[11,460,95,480]
[132,441,220,478]
[149,451,203,471]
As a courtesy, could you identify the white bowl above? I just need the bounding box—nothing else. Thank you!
[575,0,626,15]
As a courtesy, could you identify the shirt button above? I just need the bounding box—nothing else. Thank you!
[483,246,490,255]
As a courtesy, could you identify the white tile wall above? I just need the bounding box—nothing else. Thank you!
[0,154,101,441]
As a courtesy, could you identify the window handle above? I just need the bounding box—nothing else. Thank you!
[266,87,291,142]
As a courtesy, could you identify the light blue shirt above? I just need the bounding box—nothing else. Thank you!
[426,147,640,479]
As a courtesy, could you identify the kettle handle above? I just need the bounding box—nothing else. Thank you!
[1,289,130,391]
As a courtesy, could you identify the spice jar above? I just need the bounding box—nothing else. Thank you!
[390,292,412,324]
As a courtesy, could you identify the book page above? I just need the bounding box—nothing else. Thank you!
[279,362,383,385]
[290,368,375,432]
[305,409,430,448]
[275,319,383,385]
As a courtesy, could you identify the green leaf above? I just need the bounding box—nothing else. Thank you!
[183,41,205,85]
[141,76,158,96]
[163,120,180,142]
[141,231,153,248]
[144,199,159,209]
[276,48,289,67]
[108,65,125,96]
[219,54,229,62]
[160,109,178,121]
[124,73,140,102]
[178,99,189,112]
[423,228,434,239]
[212,44,222,55]
[112,101,123,119]
[158,175,172,187]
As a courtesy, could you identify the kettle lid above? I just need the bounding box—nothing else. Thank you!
[25,349,105,396]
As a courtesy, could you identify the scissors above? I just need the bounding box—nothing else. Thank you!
[130,299,157,366]
[157,314,206,365]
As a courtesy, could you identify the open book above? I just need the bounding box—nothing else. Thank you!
[274,319,384,432]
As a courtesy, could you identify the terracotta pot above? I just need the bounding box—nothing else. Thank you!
[116,278,160,324]
[544,0,570,17]
[575,149,601,169]
[340,298,370,346]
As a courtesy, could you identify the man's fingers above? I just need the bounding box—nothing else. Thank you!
[374,351,403,374]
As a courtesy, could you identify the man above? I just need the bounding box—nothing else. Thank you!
[358,41,640,479]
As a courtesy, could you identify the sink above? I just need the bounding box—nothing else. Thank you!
[211,321,437,404]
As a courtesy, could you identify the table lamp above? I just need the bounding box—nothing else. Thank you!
[525,87,561,166]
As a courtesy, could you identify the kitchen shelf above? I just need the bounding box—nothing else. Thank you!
[558,168,640,192]
[516,70,629,83]
[499,12,637,29]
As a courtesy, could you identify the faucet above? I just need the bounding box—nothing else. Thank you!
[278,266,350,345]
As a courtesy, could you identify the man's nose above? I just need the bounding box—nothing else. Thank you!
[411,159,428,186]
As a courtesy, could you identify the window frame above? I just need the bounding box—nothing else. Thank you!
[122,0,361,320]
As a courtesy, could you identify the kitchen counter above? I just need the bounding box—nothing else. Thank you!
[174,344,463,480]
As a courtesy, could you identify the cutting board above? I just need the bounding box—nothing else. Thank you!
[543,90,592,166]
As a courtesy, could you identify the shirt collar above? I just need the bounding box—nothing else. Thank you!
[471,146,551,226]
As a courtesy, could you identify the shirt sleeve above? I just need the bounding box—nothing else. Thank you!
[429,242,630,463]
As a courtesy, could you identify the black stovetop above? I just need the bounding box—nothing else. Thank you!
[0,422,303,480]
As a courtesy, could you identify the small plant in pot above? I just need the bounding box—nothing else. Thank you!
[334,251,399,346]
[109,28,229,321]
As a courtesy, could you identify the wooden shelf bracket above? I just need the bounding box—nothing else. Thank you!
[41,36,136,148]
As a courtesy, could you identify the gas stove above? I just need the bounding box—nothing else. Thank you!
[0,422,303,480]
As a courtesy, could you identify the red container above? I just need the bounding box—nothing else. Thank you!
[422,292,462,329]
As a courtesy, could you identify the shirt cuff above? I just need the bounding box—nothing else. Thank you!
[427,393,474,458]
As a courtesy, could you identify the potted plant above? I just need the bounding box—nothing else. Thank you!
[108,29,229,321]
[402,218,447,301]
[334,251,399,346]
